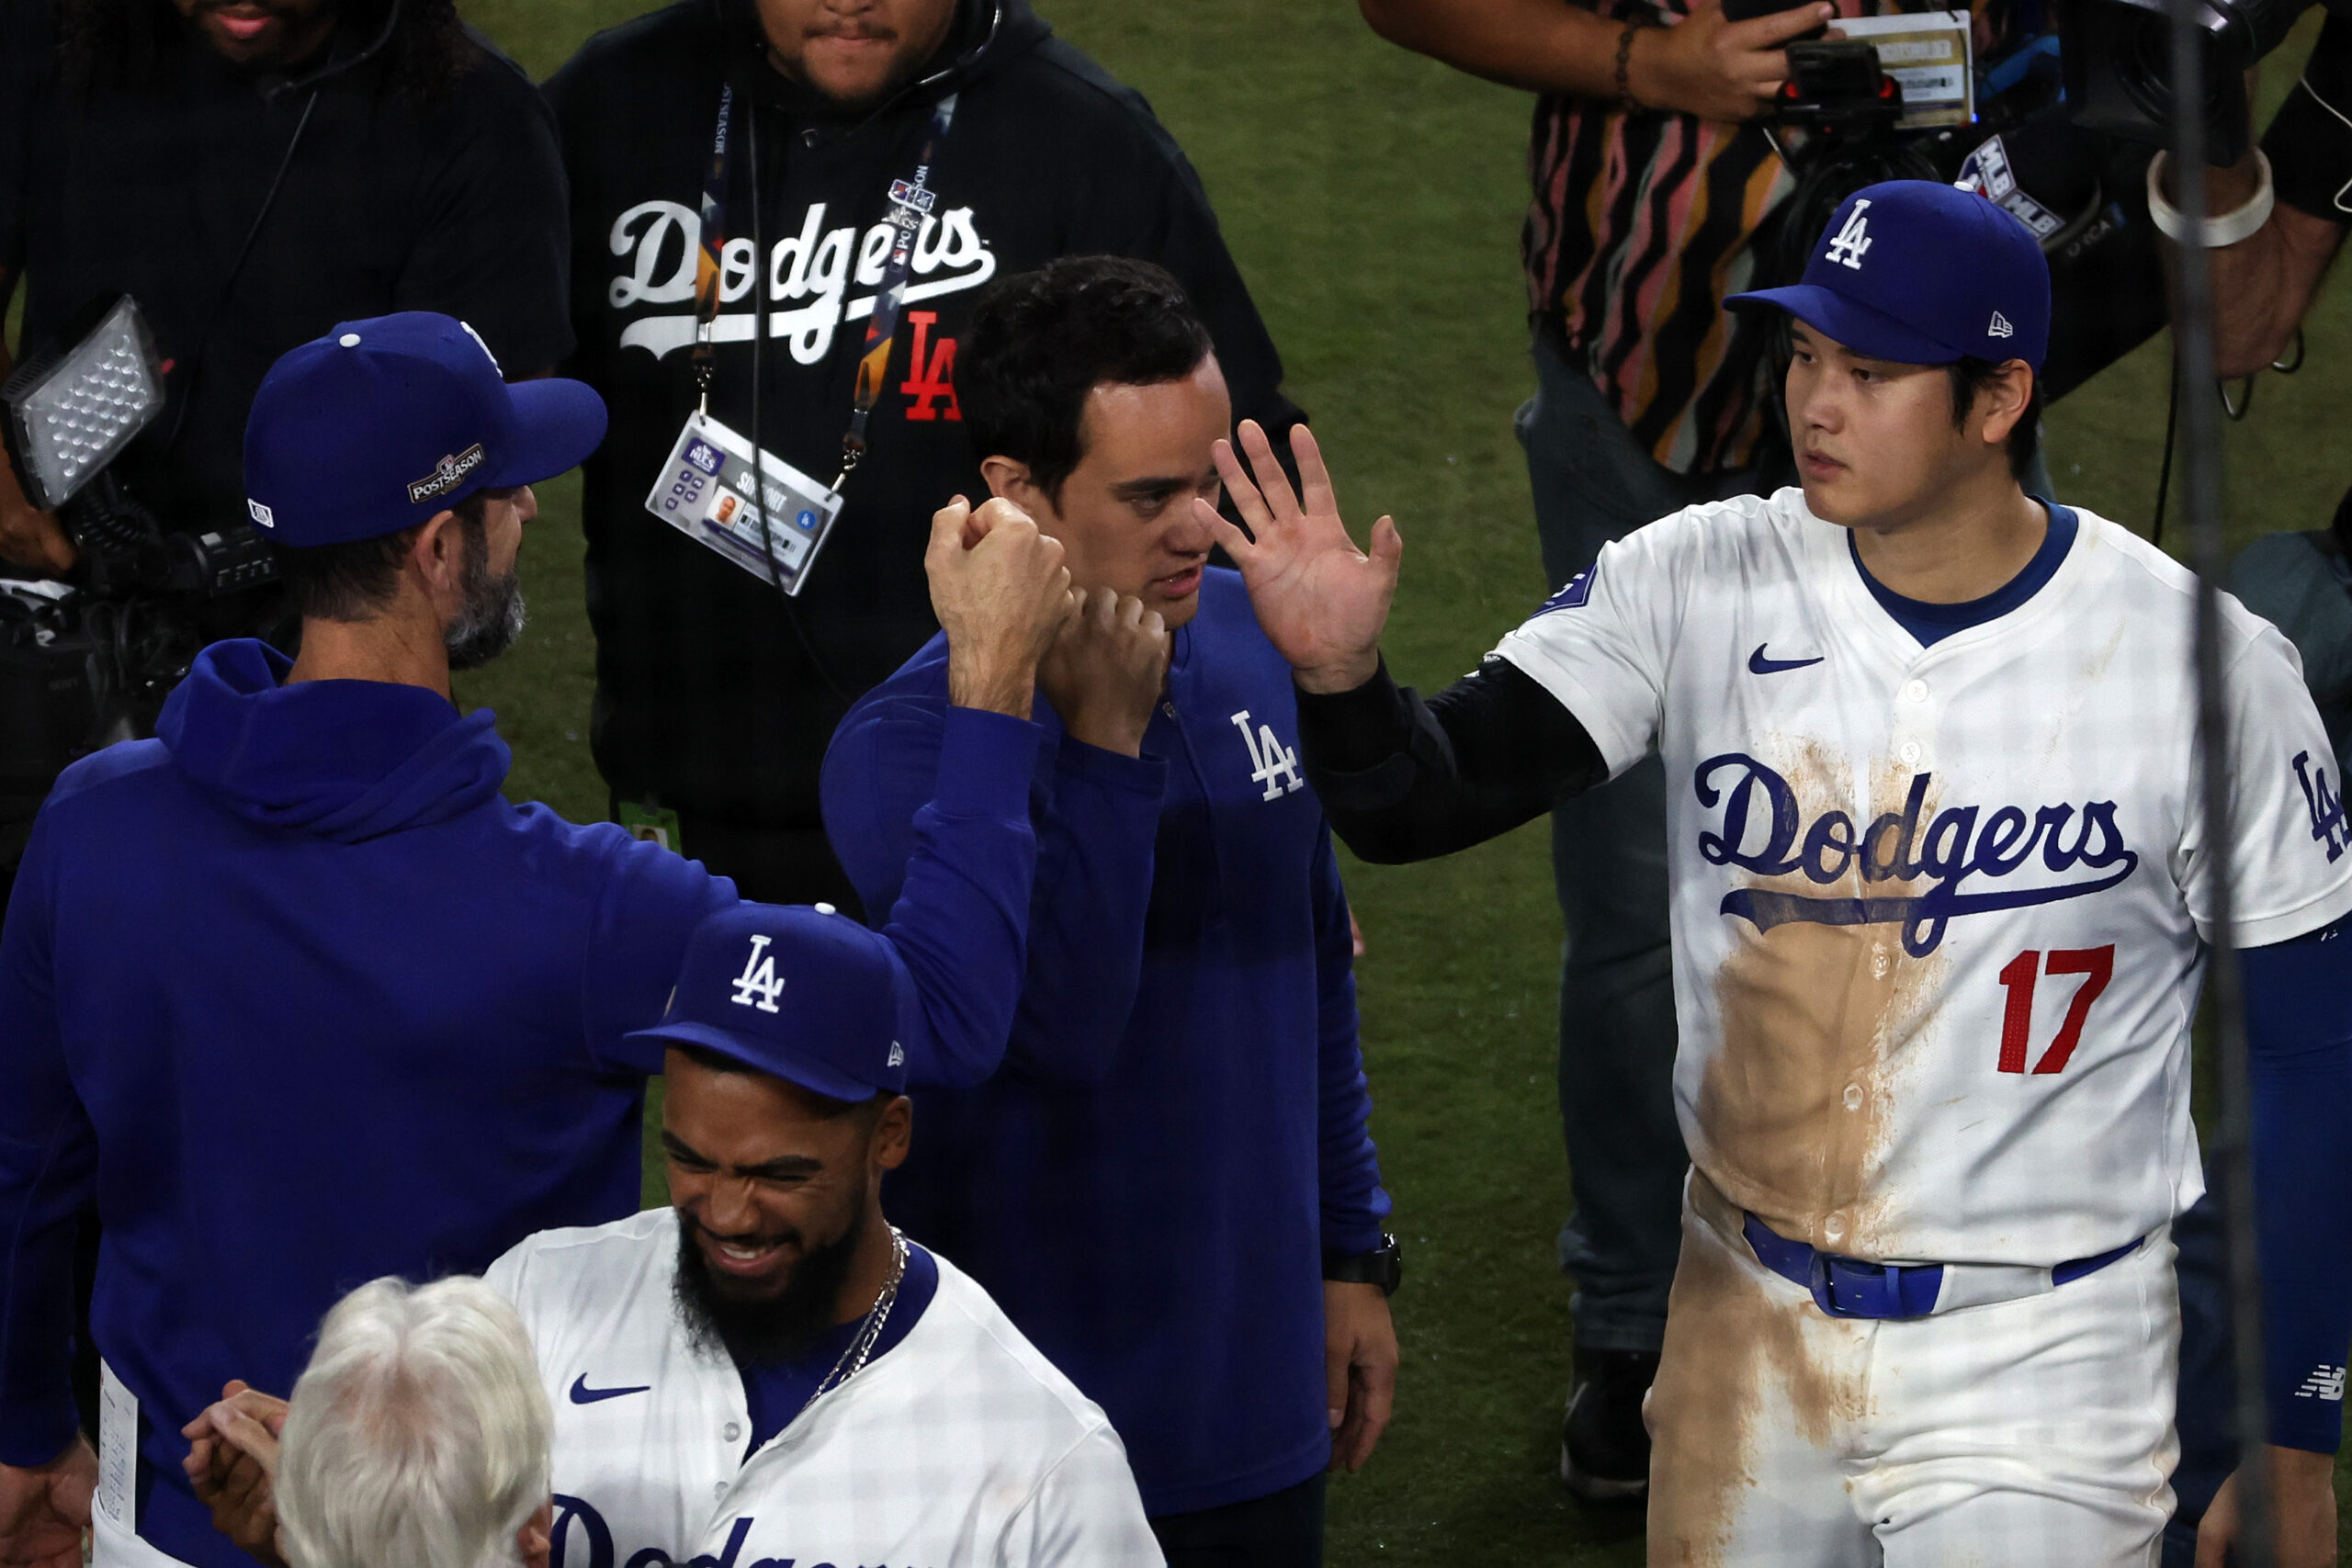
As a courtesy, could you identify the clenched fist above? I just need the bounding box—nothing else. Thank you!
[1039,588,1170,758]
[928,495,1076,720]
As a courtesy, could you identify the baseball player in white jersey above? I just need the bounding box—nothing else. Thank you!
[489,902,1161,1568]
[1194,180,2352,1566]
[177,902,1162,1568]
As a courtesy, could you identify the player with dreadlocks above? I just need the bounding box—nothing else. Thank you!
[0,0,573,586]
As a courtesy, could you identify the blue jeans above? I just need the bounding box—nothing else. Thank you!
[1515,334,1764,1353]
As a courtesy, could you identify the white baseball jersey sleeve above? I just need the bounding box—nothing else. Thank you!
[485,1210,1162,1568]
[1494,489,2352,1266]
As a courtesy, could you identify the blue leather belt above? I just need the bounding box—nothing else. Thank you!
[1740,1213,2145,1321]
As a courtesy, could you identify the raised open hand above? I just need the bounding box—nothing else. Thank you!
[1192,421,1400,694]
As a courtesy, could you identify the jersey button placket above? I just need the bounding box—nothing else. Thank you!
[1892,677,1934,772]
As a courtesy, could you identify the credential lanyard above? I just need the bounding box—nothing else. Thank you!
[689,81,960,491]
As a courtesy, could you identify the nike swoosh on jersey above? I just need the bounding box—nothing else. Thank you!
[1747,645,1825,674]
[568,1375,651,1404]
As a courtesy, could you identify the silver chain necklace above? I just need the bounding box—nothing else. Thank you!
[799,1225,908,1416]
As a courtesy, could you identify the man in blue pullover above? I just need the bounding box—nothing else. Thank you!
[0,312,1075,1568]
[822,258,1397,1567]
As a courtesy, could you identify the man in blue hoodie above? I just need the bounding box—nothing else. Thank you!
[822,258,1396,1567]
[0,311,1074,1568]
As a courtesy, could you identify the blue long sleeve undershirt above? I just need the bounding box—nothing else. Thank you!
[2241,920,2352,1452]
[1857,510,2352,1453]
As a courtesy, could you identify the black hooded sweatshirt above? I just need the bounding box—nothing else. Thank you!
[548,0,1304,832]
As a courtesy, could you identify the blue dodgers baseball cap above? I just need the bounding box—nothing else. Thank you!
[243,312,607,547]
[625,905,917,1103]
[1727,180,2052,371]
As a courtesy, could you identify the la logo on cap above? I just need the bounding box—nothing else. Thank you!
[1825,199,1874,271]
[730,933,786,1014]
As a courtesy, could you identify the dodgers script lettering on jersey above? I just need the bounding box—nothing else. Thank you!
[488,1211,1160,1568]
[1492,490,2352,1266]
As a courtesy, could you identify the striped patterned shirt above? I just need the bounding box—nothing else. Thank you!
[1524,0,1939,475]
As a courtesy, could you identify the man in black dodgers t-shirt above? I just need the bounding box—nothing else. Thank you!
[547,0,1305,906]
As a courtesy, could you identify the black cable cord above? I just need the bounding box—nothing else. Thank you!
[2163,0,2272,1551]
[743,88,854,705]
[2152,348,2180,547]
[159,85,321,457]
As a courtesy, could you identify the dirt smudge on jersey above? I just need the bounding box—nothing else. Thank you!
[1647,1172,1870,1567]
[1694,748,1945,1256]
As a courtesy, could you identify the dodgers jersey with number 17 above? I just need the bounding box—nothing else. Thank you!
[1494,488,2352,1269]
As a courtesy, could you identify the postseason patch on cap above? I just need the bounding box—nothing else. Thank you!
[407,444,486,505]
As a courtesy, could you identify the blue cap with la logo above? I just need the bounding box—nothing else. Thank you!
[1727,179,2051,371]
[244,311,607,547]
[624,904,916,1101]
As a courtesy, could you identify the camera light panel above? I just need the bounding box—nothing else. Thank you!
[11,298,164,512]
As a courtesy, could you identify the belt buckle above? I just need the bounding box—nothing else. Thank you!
[1807,1252,1896,1319]
[1806,1259,1882,1316]
[1808,1252,1944,1319]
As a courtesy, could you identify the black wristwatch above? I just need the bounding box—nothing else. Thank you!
[1324,1233,1403,1296]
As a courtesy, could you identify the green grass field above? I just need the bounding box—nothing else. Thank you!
[423,2,2352,1560]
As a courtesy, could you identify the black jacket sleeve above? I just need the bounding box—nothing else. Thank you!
[1045,40,1306,446]
[395,44,573,376]
[2266,12,2352,222]
[0,0,51,281]
[1295,655,1610,863]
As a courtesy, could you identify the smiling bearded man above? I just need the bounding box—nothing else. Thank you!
[492,904,1160,1568]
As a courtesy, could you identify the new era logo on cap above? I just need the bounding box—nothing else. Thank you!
[1989,310,2014,339]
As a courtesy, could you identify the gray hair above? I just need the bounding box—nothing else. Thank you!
[276,1277,551,1568]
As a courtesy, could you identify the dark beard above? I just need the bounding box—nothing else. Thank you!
[443,548,525,671]
[673,1203,869,1366]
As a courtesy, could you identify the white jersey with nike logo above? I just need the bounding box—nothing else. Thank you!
[485,1209,1161,1568]
[1493,487,2352,1266]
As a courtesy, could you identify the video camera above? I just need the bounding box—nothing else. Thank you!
[2059,0,2326,164]
[1725,0,2270,407]
[0,296,277,869]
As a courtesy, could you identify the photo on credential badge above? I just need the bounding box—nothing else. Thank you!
[644,412,846,596]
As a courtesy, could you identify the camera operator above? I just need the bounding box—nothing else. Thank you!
[2144,23,2352,1564]
[0,0,571,587]
[2153,11,2351,378]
